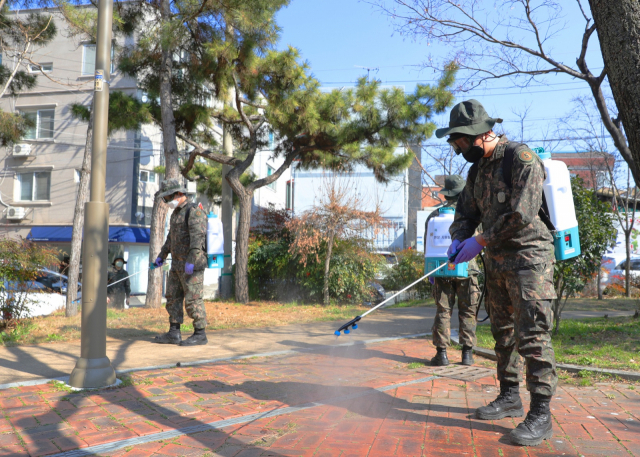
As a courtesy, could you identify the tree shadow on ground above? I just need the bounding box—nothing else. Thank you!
[277,339,427,365]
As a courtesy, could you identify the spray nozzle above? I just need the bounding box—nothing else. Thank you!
[334,315,361,336]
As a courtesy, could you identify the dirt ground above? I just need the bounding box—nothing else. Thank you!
[0,300,368,347]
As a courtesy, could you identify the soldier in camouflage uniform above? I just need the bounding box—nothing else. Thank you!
[436,100,557,447]
[153,178,209,346]
[424,175,480,367]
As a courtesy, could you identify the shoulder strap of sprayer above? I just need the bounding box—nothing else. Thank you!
[468,142,555,232]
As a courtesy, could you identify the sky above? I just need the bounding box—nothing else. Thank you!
[275,0,621,178]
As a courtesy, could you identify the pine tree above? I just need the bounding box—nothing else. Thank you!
[117,0,288,307]
[181,39,458,302]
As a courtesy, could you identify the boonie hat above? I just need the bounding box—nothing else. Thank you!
[435,99,503,138]
[439,175,466,197]
[157,178,187,201]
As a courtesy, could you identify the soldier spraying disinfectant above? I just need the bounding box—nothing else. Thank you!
[153,178,209,346]
[437,100,558,447]
[424,175,481,367]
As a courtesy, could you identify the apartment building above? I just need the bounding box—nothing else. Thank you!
[0,8,163,294]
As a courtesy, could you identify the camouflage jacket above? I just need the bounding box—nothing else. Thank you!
[450,137,554,271]
[160,201,208,271]
[425,201,479,275]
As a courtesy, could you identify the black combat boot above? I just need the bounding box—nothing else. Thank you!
[476,382,524,420]
[154,323,182,345]
[180,327,208,346]
[461,345,474,366]
[430,347,449,366]
[510,394,553,446]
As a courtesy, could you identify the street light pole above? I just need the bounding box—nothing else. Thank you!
[68,0,116,388]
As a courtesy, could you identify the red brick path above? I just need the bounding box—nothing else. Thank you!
[0,338,638,456]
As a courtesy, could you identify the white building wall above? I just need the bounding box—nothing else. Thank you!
[291,146,412,251]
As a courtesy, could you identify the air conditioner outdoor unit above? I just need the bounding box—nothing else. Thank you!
[12,144,31,156]
[6,206,26,220]
[187,181,197,194]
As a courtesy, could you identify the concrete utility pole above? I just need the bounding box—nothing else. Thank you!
[220,122,233,299]
[68,0,116,388]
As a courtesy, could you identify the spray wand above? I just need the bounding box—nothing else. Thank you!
[334,251,460,336]
[71,263,160,304]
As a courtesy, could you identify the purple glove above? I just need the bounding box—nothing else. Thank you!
[185,262,194,275]
[447,239,461,259]
[429,276,435,285]
[154,257,164,268]
[454,237,484,264]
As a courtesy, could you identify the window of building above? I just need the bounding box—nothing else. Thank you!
[136,205,153,226]
[286,181,293,210]
[21,109,54,139]
[75,169,81,183]
[140,170,156,183]
[28,63,53,73]
[266,165,276,190]
[19,171,51,201]
[82,44,115,76]
[268,130,274,149]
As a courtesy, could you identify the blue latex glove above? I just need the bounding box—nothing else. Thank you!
[185,262,194,275]
[429,276,435,285]
[154,257,164,268]
[454,237,484,264]
[447,239,461,259]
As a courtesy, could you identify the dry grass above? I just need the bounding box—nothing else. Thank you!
[0,300,370,347]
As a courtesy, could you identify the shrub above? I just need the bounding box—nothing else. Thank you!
[381,249,431,299]
[0,237,59,325]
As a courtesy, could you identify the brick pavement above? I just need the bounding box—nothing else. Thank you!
[0,337,638,456]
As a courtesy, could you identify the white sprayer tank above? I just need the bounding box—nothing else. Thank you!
[536,149,581,260]
[424,206,468,277]
[206,212,224,268]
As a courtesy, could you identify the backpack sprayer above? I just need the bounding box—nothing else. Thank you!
[334,147,582,335]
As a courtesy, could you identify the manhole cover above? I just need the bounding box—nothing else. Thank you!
[419,365,495,382]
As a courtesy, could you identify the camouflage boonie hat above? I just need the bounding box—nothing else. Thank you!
[157,178,187,200]
[435,99,503,138]
[439,175,466,197]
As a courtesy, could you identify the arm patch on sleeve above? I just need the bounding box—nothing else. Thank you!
[517,149,534,164]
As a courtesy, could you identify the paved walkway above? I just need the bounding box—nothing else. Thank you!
[1,337,639,457]
[1,306,634,386]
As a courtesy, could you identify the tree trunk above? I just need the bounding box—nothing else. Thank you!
[323,230,335,306]
[145,0,181,308]
[65,102,93,317]
[146,198,168,308]
[589,0,640,181]
[597,268,603,300]
[234,189,253,303]
[626,230,631,297]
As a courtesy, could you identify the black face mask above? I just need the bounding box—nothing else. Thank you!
[462,145,485,164]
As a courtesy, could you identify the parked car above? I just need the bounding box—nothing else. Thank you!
[374,251,398,280]
[599,253,640,293]
[34,268,81,294]
[1,279,66,318]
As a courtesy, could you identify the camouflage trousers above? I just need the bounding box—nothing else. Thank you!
[486,262,557,396]
[165,268,207,329]
[431,275,480,348]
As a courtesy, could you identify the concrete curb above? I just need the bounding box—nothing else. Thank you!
[451,333,640,382]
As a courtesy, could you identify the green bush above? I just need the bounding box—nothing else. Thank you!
[0,237,59,324]
[247,222,382,304]
[380,248,431,298]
